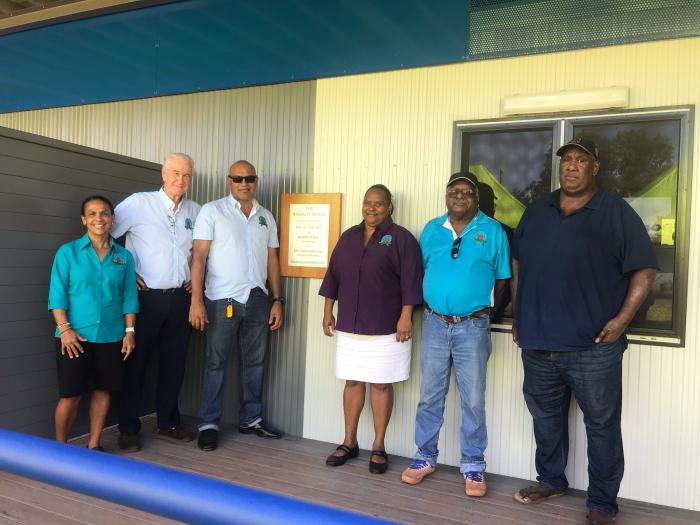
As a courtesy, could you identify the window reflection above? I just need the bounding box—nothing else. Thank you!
[574,120,680,331]
[462,128,554,321]
[460,118,682,334]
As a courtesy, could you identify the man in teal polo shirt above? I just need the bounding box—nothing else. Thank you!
[401,172,510,497]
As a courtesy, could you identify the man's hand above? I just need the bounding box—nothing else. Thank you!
[189,300,208,331]
[121,332,136,360]
[322,312,336,336]
[135,274,148,291]
[595,317,626,344]
[512,323,519,346]
[268,301,283,331]
[183,281,192,293]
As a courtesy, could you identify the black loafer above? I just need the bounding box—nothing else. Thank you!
[117,432,141,452]
[158,426,194,442]
[197,429,219,451]
[238,422,282,439]
[369,450,389,474]
[326,443,359,466]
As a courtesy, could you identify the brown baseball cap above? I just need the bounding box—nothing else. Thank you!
[556,137,599,160]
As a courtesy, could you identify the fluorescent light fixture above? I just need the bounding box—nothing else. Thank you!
[502,87,629,116]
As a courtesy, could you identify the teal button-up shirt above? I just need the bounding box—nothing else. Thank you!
[421,210,511,317]
[48,234,139,343]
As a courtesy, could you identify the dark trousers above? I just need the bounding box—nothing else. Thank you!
[521,340,625,517]
[118,288,192,434]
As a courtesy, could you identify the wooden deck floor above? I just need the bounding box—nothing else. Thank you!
[1,416,698,525]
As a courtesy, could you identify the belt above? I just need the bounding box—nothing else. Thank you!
[141,287,183,293]
[425,305,490,324]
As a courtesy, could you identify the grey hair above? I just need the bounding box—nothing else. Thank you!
[163,153,194,170]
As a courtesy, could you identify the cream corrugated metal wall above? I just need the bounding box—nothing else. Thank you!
[303,37,700,512]
[0,81,317,436]
[1,37,699,511]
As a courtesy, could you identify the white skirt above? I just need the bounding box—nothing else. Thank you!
[335,331,411,383]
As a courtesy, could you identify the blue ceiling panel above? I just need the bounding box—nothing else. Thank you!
[0,0,468,112]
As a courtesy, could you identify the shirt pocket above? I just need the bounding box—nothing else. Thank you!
[249,222,270,254]
[104,260,127,304]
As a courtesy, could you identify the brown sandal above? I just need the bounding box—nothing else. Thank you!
[513,483,565,504]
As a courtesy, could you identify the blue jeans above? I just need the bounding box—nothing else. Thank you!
[521,340,626,517]
[413,309,492,474]
[198,289,270,431]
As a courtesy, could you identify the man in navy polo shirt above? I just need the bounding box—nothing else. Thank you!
[401,172,510,497]
[511,138,657,525]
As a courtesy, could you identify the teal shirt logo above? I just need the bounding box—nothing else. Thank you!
[185,217,194,230]
[379,234,392,246]
[259,216,268,228]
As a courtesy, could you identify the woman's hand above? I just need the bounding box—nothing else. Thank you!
[60,329,86,359]
[396,313,413,343]
[322,312,336,336]
[121,332,136,360]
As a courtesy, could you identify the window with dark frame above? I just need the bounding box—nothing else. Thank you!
[459,111,689,344]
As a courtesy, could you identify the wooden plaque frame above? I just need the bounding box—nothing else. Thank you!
[280,192,342,278]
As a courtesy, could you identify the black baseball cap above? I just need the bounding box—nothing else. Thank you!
[447,171,479,189]
[556,137,599,160]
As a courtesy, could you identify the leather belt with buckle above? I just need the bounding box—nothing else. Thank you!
[425,305,490,323]
[141,287,182,293]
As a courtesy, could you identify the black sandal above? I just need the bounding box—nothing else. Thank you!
[369,450,388,474]
[325,443,359,466]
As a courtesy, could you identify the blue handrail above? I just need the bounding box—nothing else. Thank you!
[0,429,395,525]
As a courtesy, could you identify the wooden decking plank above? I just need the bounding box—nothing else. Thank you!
[95,424,692,525]
[0,416,690,525]
[147,436,584,523]
[0,476,175,525]
[1,471,179,523]
[118,440,579,525]
[0,493,93,525]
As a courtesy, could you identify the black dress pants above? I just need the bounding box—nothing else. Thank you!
[118,288,192,434]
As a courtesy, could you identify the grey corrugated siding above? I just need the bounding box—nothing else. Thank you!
[0,126,160,437]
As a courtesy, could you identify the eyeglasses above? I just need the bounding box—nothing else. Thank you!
[446,189,476,199]
[451,237,462,259]
[228,175,258,184]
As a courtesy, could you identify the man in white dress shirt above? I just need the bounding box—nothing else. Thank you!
[112,153,201,451]
[189,160,284,451]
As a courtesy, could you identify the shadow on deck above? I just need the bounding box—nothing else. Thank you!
[1,415,698,525]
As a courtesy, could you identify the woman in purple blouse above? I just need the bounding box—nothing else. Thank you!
[320,184,423,474]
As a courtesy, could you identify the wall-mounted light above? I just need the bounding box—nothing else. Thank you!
[502,87,629,116]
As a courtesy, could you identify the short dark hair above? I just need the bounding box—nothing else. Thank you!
[81,195,114,216]
[365,184,394,216]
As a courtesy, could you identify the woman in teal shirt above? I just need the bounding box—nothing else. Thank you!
[48,195,139,450]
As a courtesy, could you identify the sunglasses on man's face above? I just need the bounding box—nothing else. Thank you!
[451,237,462,259]
[228,175,258,184]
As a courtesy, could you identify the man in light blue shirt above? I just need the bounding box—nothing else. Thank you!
[401,172,510,498]
[190,160,284,451]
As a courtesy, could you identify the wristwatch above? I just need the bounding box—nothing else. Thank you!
[272,296,286,304]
